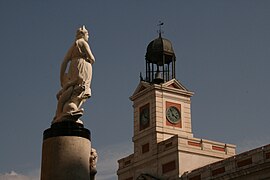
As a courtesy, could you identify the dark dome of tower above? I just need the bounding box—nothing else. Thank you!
[145,35,175,66]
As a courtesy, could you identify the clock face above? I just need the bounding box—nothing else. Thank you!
[139,103,150,131]
[166,106,181,124]
[140,107,149,126]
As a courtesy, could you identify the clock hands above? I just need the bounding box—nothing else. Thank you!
[172,112,178,119]
[169,108,178,119]
[168,107,180,121]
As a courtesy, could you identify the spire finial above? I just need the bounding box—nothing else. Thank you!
[157,21,164,37]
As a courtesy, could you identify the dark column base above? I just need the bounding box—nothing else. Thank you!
[43,121,91,140]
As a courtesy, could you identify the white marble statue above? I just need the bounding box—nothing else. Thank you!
[52,25,95,124]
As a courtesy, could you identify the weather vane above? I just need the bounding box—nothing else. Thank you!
[157,21,164,37]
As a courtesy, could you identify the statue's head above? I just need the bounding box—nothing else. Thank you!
[76,25,89,41]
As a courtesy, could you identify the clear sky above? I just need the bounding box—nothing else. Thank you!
[0,1,270,180]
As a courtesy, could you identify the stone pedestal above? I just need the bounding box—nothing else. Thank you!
[41,121,91,180]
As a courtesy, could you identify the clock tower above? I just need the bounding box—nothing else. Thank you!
[117,32,236,180]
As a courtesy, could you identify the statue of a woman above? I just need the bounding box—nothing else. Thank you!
[52,25,95,124]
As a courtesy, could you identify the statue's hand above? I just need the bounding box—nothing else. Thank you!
[86,57,94,64]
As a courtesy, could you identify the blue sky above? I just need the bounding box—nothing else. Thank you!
[0,1,270,179]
